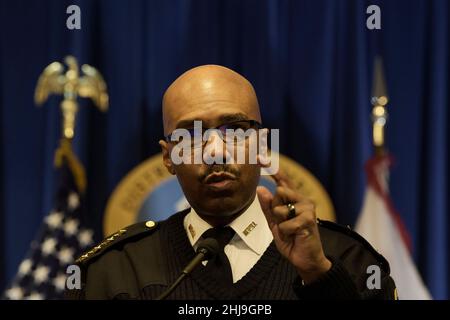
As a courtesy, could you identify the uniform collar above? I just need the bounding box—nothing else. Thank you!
[183,195,273,255]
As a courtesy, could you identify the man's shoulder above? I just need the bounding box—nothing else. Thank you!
[317,219,390,273]
[75,220,161,267]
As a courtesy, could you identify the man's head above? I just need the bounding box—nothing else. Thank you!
[159,65,263,224]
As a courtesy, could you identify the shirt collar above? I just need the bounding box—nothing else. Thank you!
[183,207,213,246]
[183,196,273,255]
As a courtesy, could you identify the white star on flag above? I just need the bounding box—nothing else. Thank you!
[53,273,67,292]
[45,211,64,229]
[4,286,24,300]
[33,265,50,285]
[41,237,58,256]
[63,218,79,237]
[58,247,74,265]
[18,259,33,276]
[67,192,80,210]
[78,229,94,247]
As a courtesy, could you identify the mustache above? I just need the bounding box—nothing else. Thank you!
[199,164,240,182]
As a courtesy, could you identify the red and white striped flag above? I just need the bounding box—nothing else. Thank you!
[355,155,431,300]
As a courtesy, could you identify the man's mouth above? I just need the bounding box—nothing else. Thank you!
[203,172,237,189]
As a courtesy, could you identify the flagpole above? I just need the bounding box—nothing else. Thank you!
[371,96,388,156]
[371,57,389,156]
[3,56,108,300]
[357,57,432,299]
[34,56,109,193]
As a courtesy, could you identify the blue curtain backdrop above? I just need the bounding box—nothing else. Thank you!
[0,0,448,298]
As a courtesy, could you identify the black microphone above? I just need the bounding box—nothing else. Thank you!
[155,238,219,300]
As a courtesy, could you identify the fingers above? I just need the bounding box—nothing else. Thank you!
[277,210,317,239]
[256,186,273,213]
[256,186,276,228]
[257,182,316,239]
[272,200,315,223]
[271,186,302,208]
[270,170,295,189]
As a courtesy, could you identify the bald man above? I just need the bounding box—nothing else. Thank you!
[67,65,396,300]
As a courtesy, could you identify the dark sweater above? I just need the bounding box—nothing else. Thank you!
[142,209,299,299]
[68,209,396,300]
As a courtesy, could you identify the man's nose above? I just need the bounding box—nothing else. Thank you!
[202,130,231,164]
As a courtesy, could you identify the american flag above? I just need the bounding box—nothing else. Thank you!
[2,148,95,300]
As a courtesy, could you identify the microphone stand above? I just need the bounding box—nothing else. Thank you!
[155,238,218,300]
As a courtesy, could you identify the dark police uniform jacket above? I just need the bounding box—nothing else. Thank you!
[66,209,397,300]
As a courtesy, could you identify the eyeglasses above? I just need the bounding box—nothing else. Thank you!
[165,119,263,149]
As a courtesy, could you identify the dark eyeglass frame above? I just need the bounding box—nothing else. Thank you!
[164,119,263,143]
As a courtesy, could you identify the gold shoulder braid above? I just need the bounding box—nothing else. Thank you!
[75,220,158,265]
[76,229,127,264]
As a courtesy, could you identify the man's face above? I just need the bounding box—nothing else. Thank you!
[160,66,262,218]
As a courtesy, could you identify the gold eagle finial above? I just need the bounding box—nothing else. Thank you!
[34,55,108,139]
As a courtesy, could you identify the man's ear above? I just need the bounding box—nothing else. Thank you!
[159,140,176,175]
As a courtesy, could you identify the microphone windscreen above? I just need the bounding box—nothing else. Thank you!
[197,238,219,259]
